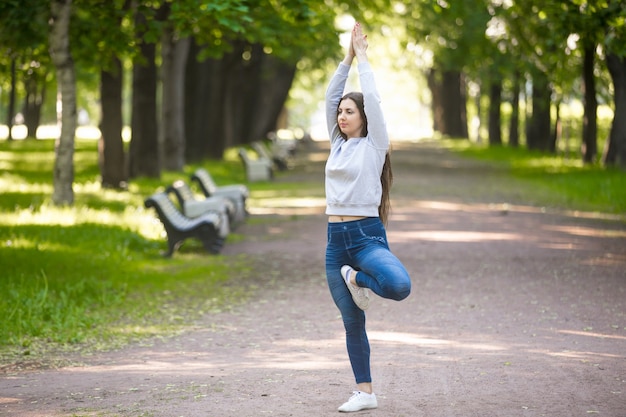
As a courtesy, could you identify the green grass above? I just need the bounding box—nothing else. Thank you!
[442,139,626,216]
[0,138,296,364]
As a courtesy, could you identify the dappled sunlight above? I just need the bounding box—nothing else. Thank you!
[368,331,507,352]
[0,176,53,194]
[557,330,626,341]
[544,350,624,361]
[368,330,449,346]
[537,242,584,250]
[0,397,20,405]
[250,196,326,208]
[392,199,625,222]
[579,253,626,267]
[248,196,326,216]
[388,199,626,253]
[544,224,626,238]
[60,337,348,375]
[250,206,325,216]
[391,230,521,243]
[1,236,69,253]
[51,326,623,378]
[0,202,163,241]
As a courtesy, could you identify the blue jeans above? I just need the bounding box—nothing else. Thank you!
[325,217,411,383]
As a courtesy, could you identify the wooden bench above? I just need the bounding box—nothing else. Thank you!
[190,168,248,226]
[252,140,289,171]
[166,180,232,237]
[144,192,225,257]
[238,147,273,182]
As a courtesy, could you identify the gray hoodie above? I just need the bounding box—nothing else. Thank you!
[325,62,389,217]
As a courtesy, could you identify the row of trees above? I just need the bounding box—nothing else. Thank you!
[1,1,625,206]
[397,0,625,164]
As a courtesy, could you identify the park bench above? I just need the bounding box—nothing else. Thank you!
[252,140,289,171]
[190,168,248,226]
[144,192,225,257]
[237,147,273,182]
[166,180,232,237]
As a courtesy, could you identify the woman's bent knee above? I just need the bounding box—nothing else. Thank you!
[393,286,411,301]
[389,278,411,301]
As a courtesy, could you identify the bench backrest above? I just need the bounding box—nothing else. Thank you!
[238,148,252,163]
[168,180,196,204]
[145,192,193,229]
[251,141,272,160]
[191,168,217,196]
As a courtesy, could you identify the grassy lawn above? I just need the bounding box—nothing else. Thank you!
[1,136,623,366]
[0,138,319,365]
[442,139,626,216]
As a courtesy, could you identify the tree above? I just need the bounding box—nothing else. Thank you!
[5,57,17,141]
[494,0,626,166]
[99,57,127,188]
[128,3,160,179]
[600,2,626,168]
[49,0,76,205]
[399,0,495,139]
[71,0,134,188]
[0,1,50,140]
[603,53,626,167]
[184,0,337,159]
[160,19,190,171]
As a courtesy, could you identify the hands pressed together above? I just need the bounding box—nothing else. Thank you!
[347,22,368,63]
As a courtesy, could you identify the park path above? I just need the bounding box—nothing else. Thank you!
[1,141,625,417]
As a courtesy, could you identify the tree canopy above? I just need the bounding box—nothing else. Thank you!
[0,0,624,205]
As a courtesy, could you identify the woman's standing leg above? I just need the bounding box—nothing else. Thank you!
[326,228,372,384]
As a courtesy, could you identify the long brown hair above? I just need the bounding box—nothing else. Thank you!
[338,92,393,225]
[379,152,393,225]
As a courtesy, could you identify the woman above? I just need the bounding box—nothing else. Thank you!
[325,22,412,413]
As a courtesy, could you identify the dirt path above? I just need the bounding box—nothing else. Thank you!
[1,141,625,417]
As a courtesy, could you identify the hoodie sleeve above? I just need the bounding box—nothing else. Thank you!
[358,62,389,150]
[325,63,350,145]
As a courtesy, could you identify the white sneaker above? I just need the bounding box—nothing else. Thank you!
[338,391,378,412]
[341,265,370,310]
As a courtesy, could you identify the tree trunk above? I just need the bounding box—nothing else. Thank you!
[245,53,297,143]
[223,41,257,148]
[427,69,443,134]
[443,70,467,138]
[129,8,159,178]
[602,53,626,168]
[184,40,210,161]
[220,42,297,147]
[526,70,551,151]
[508,70,520,147]
[582,42,598,164]
[488,79,502,146]
[49,0,76,206]
[22,67,46,140]
[99,57,127,188]
[184,40,228,161]
[6,57,16,141]
[427,68,467,138]
[552,100,561,153]
[161,30,190,171]
[184,40,297,161]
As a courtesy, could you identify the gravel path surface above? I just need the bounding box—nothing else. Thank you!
[1,141,625,417]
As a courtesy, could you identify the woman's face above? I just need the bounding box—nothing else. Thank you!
[337,98,364,139]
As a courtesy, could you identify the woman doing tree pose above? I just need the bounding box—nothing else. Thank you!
[324,22,412,413]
